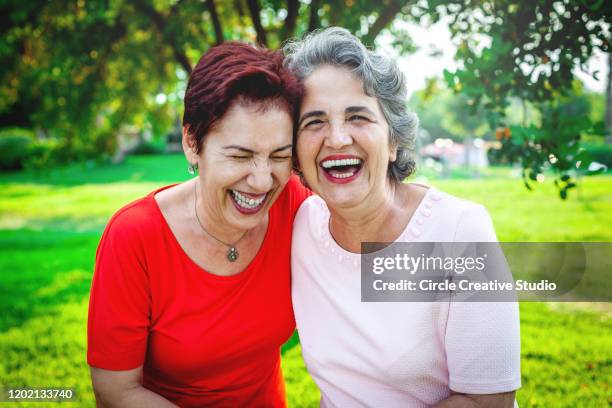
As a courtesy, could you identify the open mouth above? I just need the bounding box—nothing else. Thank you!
[320,157,364,183]
[229,190,268,214]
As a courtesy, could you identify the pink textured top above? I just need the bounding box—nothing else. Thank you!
[291,187,521,407]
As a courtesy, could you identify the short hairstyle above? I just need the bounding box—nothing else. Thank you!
[283,27,418,182]
[183,41,303,153]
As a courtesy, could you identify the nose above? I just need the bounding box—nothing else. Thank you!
[247,159,274,192]
[324,121,353,150]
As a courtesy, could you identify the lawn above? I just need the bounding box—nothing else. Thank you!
[0,154,610,407]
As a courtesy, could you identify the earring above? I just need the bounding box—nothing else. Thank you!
[188,162,199,175]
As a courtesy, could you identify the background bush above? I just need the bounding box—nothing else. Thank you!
[0,135,32,170]
[583,143,612,167]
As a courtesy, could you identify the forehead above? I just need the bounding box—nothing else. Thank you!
[301,65,379,113]
[208,102,293,149]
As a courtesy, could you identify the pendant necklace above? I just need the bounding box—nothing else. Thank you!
[194,182,247,262]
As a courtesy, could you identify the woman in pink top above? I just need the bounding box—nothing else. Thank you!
[285,28,521,407]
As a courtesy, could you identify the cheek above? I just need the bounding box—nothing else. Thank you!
[206,163,246,188]
[275,161,293,180]
[361,132,390,167]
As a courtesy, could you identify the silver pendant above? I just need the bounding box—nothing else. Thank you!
[227,247,239,262]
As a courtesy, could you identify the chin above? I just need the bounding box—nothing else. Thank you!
[224,201,265,232]
[320,190,364,210]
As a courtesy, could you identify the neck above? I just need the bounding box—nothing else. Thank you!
[329,181,401,253]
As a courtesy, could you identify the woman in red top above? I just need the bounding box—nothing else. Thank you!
[87,42,309,407]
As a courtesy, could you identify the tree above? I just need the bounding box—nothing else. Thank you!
[2,0,609,198]
[0,0,418,163]
[410,78,492,142]
[606,51,612,143]
[418,0,611,198]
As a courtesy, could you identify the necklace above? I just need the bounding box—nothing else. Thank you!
[193,182,247,262]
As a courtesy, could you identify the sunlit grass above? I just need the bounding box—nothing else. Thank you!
[0,155,610,407]
[428,175,612,241]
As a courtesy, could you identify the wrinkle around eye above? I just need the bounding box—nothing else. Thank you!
[348,115,371,122]
[301,119,325,130]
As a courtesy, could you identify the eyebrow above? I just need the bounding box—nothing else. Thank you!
[298,106,376,127]
[345,106,376,115]
[222,144,293,154]
[272,144,293,153]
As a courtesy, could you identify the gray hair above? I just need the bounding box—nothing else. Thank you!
[283,27,418,182]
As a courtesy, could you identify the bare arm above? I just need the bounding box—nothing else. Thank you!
[433,391,515,408]
[90,366,179,408]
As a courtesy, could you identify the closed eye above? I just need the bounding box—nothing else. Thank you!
[348,115,370,122]
[271,156,292,161]
[302,119,325,128]
[229,155,251,160]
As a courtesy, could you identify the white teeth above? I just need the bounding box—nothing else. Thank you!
[330,171,356,179]
[321,158,362,169]
[231,190,266,209]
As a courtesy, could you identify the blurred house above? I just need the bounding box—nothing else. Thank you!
[419,138,499,168]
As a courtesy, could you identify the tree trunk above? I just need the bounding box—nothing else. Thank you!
[206,0,224,45]
[606,51,612,144]
[132,0,193,73]
[307,0,319,33]
[362,0,406,46]
[247,0,268,46]
[279,0,299,42]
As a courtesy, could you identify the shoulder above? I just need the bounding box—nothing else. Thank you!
[101,189,165,247]
[295,195,327,222]
[293,195,328,239]
[425,187,497,242]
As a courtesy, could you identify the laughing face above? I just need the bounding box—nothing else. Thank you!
[185,101,293,233]
[296,65,396,210]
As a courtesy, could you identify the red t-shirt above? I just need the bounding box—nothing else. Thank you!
[88,176,310,407]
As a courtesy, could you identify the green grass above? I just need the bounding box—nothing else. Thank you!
[0,154,610,407]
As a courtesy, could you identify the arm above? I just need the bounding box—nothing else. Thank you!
[438,205,520,408]
[88,210,161,407]
[90,366,178,408]
[433,391,515,408]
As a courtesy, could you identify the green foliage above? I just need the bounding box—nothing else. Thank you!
[582,143,612,167]
[419,0,610,199]
[425,1,610,106]
[3,0,607,201]
[0,127,61,171]
[0,135,31,170]
[409,79,491,141]
[129,139,166,156]
[27,138,62,170]
[0,127,35,139]
[490,87,607,198]
[0,155,611,406]
[0,0,415,165]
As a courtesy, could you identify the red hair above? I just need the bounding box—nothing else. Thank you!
[182,42,303,152]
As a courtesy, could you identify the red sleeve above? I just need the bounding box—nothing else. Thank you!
[87,202,151,370]
[285,174,312,219]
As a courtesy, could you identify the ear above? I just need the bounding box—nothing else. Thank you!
[182,125,198,162]
[389,141,398,163]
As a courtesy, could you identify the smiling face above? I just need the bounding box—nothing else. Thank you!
[297,65,395,210]
[184,101,293,233]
